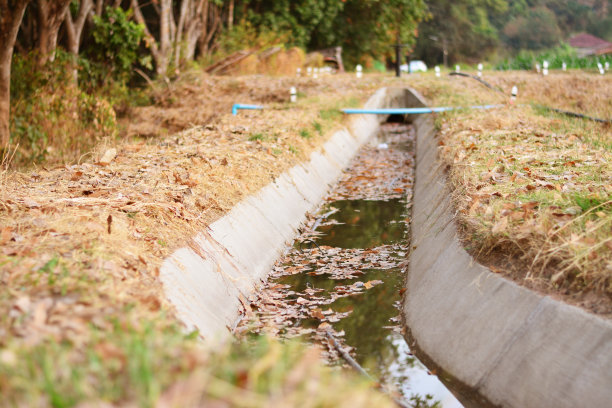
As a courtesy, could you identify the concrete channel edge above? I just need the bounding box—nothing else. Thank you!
[159,87,416,341]
[404,96,612,408]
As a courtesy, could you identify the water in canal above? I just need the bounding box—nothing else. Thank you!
[240,123,462,407]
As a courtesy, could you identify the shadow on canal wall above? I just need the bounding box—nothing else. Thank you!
[405,95,612,408]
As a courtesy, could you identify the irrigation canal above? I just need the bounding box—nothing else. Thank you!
[237,122,463,407]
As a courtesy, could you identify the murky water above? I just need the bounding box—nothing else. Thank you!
[244,123,463,407]
[283,200,461,407]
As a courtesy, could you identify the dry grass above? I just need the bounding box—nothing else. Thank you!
[407,71,612,314]
[1,68,610,404]
[0,71,399,405]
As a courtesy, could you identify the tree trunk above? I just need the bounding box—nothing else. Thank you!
[197,0,209,57]
[174,0,190,73]
[36,0,71,65]
[197,1,221,59]
[64,0,93,81]
[158,0,172,76]
[0,0,30,147]
[227,0,233,30]
[131,0,174,77]
[64,0,93,55]
[184,0,205,61]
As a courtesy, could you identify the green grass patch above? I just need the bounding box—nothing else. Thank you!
[299,129,311,139]
[248,133,267,142]
[319,108,341,122]
[573,193,612,214]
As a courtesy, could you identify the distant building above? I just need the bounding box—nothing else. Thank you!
[568,33,612,57]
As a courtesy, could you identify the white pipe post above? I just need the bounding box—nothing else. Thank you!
[307,67,312,77]
[477,63,483,78]
[290,86,297,103]
[510,85,518,105]
[313,67,319,79]
[543,60,549,76]
[455,64,460,73]
[535,62,541,74]
[562,62,567,71]
[605,62,610,71]
[356,64,363,79]
[598,62,604,75]
[435,66,441,77]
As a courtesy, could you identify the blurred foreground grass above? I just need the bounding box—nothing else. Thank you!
[0,323,392,407]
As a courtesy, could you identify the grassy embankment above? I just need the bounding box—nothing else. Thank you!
[0,71,402,406]
[1,67,610,405]
[409,71,611,314]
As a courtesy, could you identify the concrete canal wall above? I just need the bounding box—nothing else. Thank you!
[404,96,612,408]
[159,87,414,340]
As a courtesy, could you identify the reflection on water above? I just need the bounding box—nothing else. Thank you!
[280,199,463,407]
[316,199,406,248]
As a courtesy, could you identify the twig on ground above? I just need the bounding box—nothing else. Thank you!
[534,105,612,124]
[448,72,505,94]
[325,330,411,408]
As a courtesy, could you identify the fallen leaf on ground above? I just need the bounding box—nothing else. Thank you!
[99,148,117,166]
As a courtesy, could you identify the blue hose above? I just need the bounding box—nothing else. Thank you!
[232,103,264,115]
[341,104,504,115]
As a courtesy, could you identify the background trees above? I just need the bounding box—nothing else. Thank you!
[2,0,611,152]
[413,0,612,65]
[412,0,507,66]
[1,0,429,151]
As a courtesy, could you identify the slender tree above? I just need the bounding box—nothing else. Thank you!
[0,0,30,147]
[131,0,173,76]
[174,0,208,72]
[35,0,72,65]
[197,1,223,57]
[64,0,94,57]
[64,0,94,80]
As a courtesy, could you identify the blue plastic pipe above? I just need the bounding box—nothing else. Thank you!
[232,103,264,115]
[341,104,504,115]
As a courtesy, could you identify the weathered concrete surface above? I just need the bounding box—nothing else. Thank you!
[160,87,414,340]
[404,107,612,407]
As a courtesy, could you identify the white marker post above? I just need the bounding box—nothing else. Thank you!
[455,64,460,73]
[290,87,297,103]
[598,62,604,75]
[435,66,441,77]
[477,63,483,78]
[510,85,518,105]
[307,66,312,77]
[543,60,549,76]
[562,62,567,71]
[356,64,363,79]
[313,67,319,79]
[605,62,610,71]
[535,62,541,74]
